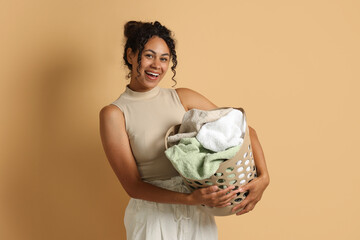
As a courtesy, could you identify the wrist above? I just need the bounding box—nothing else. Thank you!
[258,174,270,186]
[183,192,195,205]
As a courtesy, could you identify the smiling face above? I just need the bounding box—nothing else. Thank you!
[127,36,171,92]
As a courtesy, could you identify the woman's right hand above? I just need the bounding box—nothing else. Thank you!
[187,185,239,207]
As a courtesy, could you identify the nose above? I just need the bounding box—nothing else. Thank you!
[151,57,161,69]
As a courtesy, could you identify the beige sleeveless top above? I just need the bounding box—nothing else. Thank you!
[111,86,186,181]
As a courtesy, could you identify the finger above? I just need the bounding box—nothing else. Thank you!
[217,190,245,206]
[230,189,251,211]
[204,186,235,206]
[202,185,218,194]
[238,178,257,192]
[236,203,255,216]
[213,186,235,197]
[217,190,239,202]
[216,198,235,207]
[215,202,232,208]
[232,198,250,213]
[238,184,250,193]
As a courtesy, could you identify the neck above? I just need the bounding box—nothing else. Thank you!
[128,78,158,92]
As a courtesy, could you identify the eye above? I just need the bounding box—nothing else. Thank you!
[145,54,153,59]
[160,57,169,62]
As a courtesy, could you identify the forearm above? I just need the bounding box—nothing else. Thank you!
[125,179,194,205]
[249,127,270,184]
[126,178,237,208]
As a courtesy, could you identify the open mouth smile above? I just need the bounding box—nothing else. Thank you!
[145,71,160,80]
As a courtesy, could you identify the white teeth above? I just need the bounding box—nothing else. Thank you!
[146,71,159,77]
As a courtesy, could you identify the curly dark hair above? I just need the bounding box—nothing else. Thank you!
[123,21,177,86]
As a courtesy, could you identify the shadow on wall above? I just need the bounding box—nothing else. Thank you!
[3,42,128,240]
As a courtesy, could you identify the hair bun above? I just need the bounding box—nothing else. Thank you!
[124,21,143,39]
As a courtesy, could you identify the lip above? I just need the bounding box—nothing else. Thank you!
[145,71,160,76]
[144,71,160,81]
[145,70,160,81]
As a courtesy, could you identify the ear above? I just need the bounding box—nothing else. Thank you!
[127,48,135,64]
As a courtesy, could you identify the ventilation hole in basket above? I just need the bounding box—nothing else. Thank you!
[189,185,196,190]
[226,167,234,173]
[219,185,227,189]
[229,180,237,185]
[236,192,241,197]
[240,179,246,185]
[244,191,249,197]
[185,179,192,184]
[247,173,252,178]
[233,186,239,191]
[217,179,226,184]
[205,181,213,185]
[245,160,250,165]
[229,202,233,205]
[248,144,251,150]
[194,181,203,185]
[237,167,244,172]
[236,160,242,165]
[234,198,243,202]
[214,172,223,177]
[254,173,257,177]
[248,179,253,183]
[243,152,248,158]
[201,204,205,207]
[253,165,256,171]
[238,173,245,179]
[250,151,253,157]
[227,173,236,179]
[246,166,251,172]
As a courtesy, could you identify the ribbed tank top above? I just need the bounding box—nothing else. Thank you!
[111,85,186,181]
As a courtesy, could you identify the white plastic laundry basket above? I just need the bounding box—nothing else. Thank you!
[164,108,257,216]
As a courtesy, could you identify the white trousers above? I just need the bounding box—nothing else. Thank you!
[124,176,218,240]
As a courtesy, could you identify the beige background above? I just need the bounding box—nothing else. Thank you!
[1,0,359,239]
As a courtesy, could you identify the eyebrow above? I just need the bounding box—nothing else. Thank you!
[144,49,170,56]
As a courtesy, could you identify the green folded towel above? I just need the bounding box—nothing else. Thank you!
[165,137,240,180]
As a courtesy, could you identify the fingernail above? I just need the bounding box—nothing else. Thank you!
[238,188,244,192]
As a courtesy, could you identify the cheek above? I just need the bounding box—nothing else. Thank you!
[162,62,170,71]
[139,59,151,70]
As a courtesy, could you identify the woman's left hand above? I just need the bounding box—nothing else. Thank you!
[232,175,269,215]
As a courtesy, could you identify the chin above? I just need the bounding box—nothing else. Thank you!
[137,80,158,91]
[144,77,162,87]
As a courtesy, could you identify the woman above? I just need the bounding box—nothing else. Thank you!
[100,21,270,240]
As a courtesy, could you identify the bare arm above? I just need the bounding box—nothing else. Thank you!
[232,127,270,215]
[99,104,238,206]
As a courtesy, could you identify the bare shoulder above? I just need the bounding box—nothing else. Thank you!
[100,104,124,121]
[99,104,126,135]
[99,104,143,195]
[175,88,218,111]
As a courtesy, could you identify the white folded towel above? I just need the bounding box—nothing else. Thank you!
[196,109,246,152]
[167,108,233,143]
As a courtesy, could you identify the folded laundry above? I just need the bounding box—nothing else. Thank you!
[164,137,240,180]
[196,109,246,152]
[167,108,233,143]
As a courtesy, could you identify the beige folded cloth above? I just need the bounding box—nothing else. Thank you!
[167,108,233,143]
